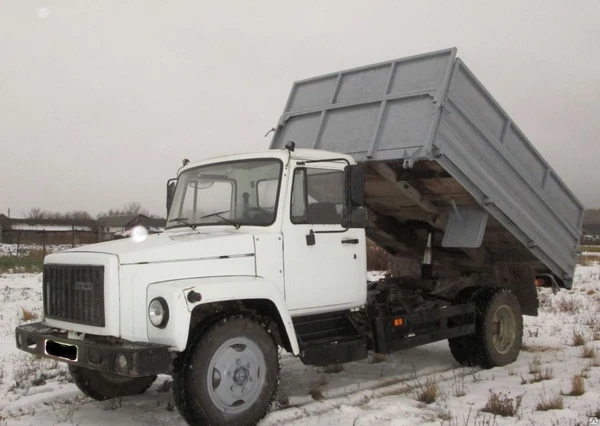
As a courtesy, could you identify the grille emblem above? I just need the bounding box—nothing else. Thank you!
[74,282,93,291]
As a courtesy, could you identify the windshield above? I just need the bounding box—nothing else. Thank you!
[166,158,283,229]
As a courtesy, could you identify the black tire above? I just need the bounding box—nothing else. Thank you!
[68,365,156,401]
[447,287,487,367]
[474,288,523,368]
[173,316,280,426]
[448,335,480,367]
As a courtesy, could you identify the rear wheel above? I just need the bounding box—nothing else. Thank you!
[475,288,523,368]
[447,287,487,367]
[173,316,280,426]
[448,287,522,368]
[68,365,156,401]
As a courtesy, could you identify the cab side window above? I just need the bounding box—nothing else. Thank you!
[291,168,344,225]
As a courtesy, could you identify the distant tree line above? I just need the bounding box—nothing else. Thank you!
[25,202,163,220]
[583,209,600,225]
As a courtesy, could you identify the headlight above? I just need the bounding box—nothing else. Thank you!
[148,297,169,328]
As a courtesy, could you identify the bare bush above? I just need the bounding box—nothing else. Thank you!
[581,345,597,359]
[276,392,290,408]
[555,295,582,313]
[481,391,524,417]
[452,369,466,397]
[536,392,563,411]
[529,367,554,383]
[414,375,439,404]
[528,356,542,374]
[587,406,600,419]
[308,376,328,400]
[563,374,585,396]
[21,308,38,323]
[571,330,586,346]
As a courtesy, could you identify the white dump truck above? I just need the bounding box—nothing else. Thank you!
[16,48,583,426]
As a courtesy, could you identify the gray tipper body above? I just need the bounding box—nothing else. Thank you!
[270,47,583,288]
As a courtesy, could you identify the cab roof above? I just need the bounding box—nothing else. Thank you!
[179,148,355,175]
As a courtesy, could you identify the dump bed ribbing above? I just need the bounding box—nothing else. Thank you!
[270,47,584,287]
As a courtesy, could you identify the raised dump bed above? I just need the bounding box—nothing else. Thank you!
[270,47,584,288]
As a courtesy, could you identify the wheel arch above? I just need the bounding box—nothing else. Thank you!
[147,276,299,355]
[188,298,297,354]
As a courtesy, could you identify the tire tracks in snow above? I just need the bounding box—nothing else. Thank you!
[262,362,481,425]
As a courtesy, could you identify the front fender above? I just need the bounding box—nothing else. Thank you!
[146,276,299,354]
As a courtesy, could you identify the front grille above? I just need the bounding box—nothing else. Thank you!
[43,264,105,327]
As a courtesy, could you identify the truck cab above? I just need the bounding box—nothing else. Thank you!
[164,147,367,316]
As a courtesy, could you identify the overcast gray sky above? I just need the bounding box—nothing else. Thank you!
[1,0,599,218]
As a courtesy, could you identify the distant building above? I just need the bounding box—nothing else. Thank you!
[96,214,165,240]
[581,224,600,245]
[0,215,97,245]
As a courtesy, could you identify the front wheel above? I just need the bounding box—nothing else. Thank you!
[68,365,156,401]
[173,316,280,426]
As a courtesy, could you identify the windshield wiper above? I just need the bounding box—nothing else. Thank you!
[167,217,197,230]
[200,210,241,229]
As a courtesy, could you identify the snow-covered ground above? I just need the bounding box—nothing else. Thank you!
[0,267,599,425]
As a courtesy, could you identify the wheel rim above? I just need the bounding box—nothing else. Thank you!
[492,304,517,354]
[205,337,266,414]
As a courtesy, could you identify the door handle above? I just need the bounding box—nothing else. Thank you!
[341,238,359,245]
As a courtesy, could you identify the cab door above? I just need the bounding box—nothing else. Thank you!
[282,163,366,314]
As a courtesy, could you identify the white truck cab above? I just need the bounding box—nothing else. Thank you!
[16,146,374,426]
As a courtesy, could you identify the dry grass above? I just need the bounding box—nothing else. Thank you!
[536,392,563,411]
[452,369,466,397]
[414,375,439,404]
[588,406,600,419]
[276,392,290,408]
[555,295,582,313]
[571,330,586,346]
[529,367,554,383]
[308,388,324,401]
[21,308,38,323]
[563,374,585,396]
[308,376,328,401]
[581,364,591,378]
[528,356,542,374]
[587,289,597,295]
[581,345,598,359]
[481,391,524,417]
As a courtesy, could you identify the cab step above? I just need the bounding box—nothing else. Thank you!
[292,311,367,366]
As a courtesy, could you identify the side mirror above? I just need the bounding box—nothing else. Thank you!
[343,165,367,228]
[342,207,368,229]
[166,178,177,216]
[344,164,365,207]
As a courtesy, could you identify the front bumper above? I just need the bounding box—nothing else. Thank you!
[15,322,171,377]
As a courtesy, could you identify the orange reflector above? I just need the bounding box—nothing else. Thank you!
[394,318,404,327]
